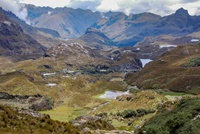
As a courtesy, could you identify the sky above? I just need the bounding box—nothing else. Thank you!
[0,0,200,21]
[19,0,200,16]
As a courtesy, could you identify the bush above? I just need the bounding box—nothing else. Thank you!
[184,57,200,67]
[136,109,147,117]
[121,110,137,118]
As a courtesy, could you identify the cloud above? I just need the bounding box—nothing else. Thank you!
[195,7,200,15]
[0,0,28,22]
[169,1,200,15]
[68,0,101,10]
[179,0,199,4]
[22,0,70,8]
[19,0,200,16]
[96,0,174,16]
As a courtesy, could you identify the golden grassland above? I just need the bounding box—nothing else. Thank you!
[0,52,198,132]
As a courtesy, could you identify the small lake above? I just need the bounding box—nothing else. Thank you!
[140,59,153,67]
[99,90,130,99]
[46,83,57,87]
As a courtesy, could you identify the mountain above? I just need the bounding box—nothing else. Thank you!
[0,8,45,61]
[125,43,200,94]
[26,4,102,38]
[92,8,200,46]
[25,6,200,48]
[78,27,116,49]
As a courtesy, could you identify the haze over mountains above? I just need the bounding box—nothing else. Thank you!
[25,5,200,48]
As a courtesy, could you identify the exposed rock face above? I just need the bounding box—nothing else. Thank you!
[72,116,115,131]
[0,92,14,99]
[0,8,46,61]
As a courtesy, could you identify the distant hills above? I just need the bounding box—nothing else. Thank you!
[26,5,200,48]
[26,4,102,39]
[92,8,200,46]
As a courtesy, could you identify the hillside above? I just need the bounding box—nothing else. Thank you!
[126,44,200,94]
[0,105,88,134]
[0,8,45,61]
[140,97,200,134]
[79,27,116,49]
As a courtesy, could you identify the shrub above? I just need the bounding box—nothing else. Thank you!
[136,109,147,117]
[121,110,137,118]
[184,57,200,67]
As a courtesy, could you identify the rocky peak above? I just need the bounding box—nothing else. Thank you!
[175,8,189,16]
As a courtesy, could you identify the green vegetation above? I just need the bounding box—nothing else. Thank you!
[184,56,200,67]
[117,109,155,118]
[140,98,200,134]
[156,90,192,96]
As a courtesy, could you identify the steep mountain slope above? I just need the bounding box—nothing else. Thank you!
[0,7,63,48]
[0,9,45,61]
[92,8,200,46]
[125,44,200,94]
[26,4,102,38]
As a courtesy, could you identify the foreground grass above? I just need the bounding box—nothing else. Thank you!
[0,105,87,134]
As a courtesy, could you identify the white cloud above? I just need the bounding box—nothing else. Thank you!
[0,0,28,21]
[170,1,200,15]
[22,0,70,8]
[3,0,200,16]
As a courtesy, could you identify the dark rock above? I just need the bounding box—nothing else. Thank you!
[43,65,52,69]
[0,92,14,99]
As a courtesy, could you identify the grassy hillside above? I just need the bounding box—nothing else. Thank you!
[0,105,87,134]
[140,97,200,134]
[126,44,200,94]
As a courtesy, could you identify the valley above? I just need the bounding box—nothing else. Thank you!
[0,2,200,134]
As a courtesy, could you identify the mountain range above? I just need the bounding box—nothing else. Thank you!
[26,6,200,48]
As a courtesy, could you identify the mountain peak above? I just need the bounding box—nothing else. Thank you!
[175,8,189,16]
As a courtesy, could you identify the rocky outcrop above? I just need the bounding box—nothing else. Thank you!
[0,92,54,111]
[29,96,54,111]
[72,116,115,131]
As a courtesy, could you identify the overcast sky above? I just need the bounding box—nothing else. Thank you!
[8,0,200,16]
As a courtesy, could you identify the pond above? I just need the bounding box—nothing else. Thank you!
[140,59,153,67]
[99,90,130,99]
